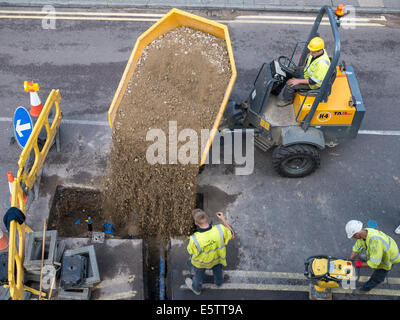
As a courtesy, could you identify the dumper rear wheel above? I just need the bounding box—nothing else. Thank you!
[272,144,320,178]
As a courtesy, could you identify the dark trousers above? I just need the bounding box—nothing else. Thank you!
[190,263,224,292]
[361,268,389,291]
[279,73,310,102]
[280,83,311,102]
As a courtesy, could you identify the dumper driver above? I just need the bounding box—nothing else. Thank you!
[277,36,331,107]
[346,220,400,294]
[185,209,234,295]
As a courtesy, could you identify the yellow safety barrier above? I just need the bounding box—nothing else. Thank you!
[8,181,32,300]
[17,89,62,190]
[7,88,62,300]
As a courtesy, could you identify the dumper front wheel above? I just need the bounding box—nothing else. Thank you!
[272,144,320,178]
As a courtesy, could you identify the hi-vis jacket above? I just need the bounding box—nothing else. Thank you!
[352,228,400,271]
[304,49,331,90]
[187,224,232,269]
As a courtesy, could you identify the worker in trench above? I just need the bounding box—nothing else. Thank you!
[185,209,234,295]
[277,36,331,107]
[346,220,400,294]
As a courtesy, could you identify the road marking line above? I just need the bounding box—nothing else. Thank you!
[96,290,137,300]
[218,19,384,27]
[0,117,109,126]
[0,10,165,17]
[182,270,304,279]
[61,119,110,126]
[0,15,159,22]
[0,13,384,27]
[0,9,386,23]
[181,283,310,292]
[236,15,387,22]
[182,269,400,285]
[93,275,136,290]
[180,283,400,296]
[2,117,400,134]
[359,130,400,136]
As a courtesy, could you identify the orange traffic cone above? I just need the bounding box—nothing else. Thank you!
[24,81,43,118]
[0,229,8,251]
[7,171,28,205]
[7,171,13,194]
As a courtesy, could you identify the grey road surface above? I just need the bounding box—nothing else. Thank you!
[0,8,399,301]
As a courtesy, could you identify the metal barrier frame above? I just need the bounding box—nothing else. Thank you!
[7,89,62,300]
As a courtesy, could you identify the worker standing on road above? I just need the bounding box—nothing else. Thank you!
[345,220,400,294]
[277,36,331,107]
[185,209,234,295]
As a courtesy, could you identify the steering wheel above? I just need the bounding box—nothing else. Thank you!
[278,56,298,75]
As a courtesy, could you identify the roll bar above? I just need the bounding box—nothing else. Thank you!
[300,5,342,131]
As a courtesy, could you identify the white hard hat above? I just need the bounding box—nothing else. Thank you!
[345,220,363,239]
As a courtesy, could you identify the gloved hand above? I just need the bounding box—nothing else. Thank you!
[355,260,364,268]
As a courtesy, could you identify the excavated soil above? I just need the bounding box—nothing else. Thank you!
[101,27,232,242]
[48,186,104,237]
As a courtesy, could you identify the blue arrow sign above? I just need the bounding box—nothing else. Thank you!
[13,106,33,148]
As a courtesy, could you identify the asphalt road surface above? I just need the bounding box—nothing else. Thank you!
[0,7,400,302]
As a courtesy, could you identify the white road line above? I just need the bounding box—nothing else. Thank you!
[1,117,400,134]
[218,19,384,27]
[181,270,400,296]
[93,275,136,290]
[96,290,138,300]
[0,12,385,27]
[0,10,165,17]
[61,119,110,126]
[181,283,310,292]
[182,269,400,284]
[358,130,400,136]
[0,117,109,126]
[182,270,305,279]
[0,15,159,22]
[235,15,387,22]
[0,9,386,23]
[180,283,400,296]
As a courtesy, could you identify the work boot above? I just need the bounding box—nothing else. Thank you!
[351,287,369,296]
[185,277,201,295]
[276,99,292,107]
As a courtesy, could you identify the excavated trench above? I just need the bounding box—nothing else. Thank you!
[48,185,203,299]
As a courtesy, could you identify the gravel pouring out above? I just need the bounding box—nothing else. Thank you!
[102,27,232,242]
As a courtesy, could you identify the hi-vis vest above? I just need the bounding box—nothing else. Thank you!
[352,228,400,271]
[304,49,331,90]
[187,224,232,269]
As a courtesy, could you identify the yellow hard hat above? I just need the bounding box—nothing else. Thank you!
[308,37,324,51]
